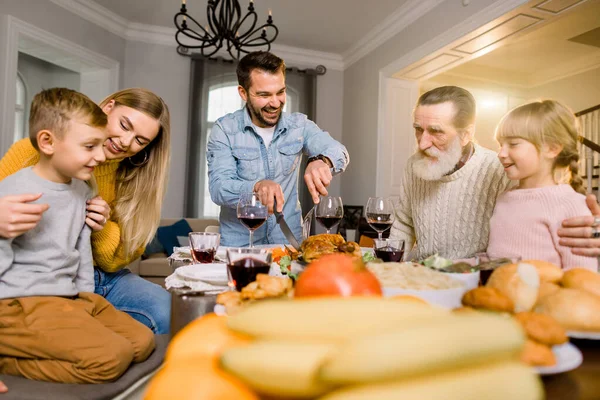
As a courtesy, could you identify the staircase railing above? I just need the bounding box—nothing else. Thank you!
[577,104,600,198]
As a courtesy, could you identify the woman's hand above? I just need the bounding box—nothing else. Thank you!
[558,194,600,257]
[86,196,111,231]
[0,379,7,393]
[0,193,49,238]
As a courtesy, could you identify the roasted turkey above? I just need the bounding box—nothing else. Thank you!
[300,233,361,263]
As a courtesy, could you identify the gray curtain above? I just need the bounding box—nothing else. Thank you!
[184,56,320,219]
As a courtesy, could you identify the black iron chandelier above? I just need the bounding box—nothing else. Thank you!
[174,0,279,60]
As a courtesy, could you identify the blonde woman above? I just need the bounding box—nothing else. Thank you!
[0,88,171,334]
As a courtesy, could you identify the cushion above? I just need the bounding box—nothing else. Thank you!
[0,334,169,400]
[156,219,192,256]
[177,236,189,247]
[143,233,165,258]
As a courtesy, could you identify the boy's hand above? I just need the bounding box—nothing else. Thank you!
[86,196,110,231]
[0,193,49,238]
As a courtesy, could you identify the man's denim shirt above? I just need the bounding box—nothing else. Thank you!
[207,108,349,246]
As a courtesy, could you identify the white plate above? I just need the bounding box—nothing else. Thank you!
[441,271,480,290]
[382,286,467,309]
[535,343,583,375]
[214,304,227,316]
[175,264,229,286]
[567,330,600,340]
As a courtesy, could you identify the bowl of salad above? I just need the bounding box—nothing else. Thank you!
[420,254,480,290]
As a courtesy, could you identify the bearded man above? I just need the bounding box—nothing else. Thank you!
[391,86,600,261]
[208,51,349,246]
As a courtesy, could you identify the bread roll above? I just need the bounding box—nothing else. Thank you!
[486,263,540,312]
[461,287,514,313]
[534,288,600,332]
[522,260,563,283]
[562,268,600,297]
[520,339,556,367]
[513,312,567,346]
[538,282,561,302]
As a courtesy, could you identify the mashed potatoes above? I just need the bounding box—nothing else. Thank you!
[367,262,464,290]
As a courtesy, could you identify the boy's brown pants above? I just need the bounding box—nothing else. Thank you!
[0,292,155,383]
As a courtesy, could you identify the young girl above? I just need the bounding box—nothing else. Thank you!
[487,100,597,271]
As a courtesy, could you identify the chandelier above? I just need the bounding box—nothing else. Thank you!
[174,0,279,60]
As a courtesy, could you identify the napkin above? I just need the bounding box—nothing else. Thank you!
[165,269,228,294]
[169,246,193,262]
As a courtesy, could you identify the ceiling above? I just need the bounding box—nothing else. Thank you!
[436,0,600,88]
[90,0,407,54]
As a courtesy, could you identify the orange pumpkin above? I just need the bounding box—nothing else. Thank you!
[144,357,258,400]
[166,313,251,363]
[295,253,382,297]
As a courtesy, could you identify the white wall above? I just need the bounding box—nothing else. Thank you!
[315,69,344,198]
[340,0,512,206]
[122,40,191,218]
[528,67,600,114]
[18,52,81,96]
[0,0,125,76]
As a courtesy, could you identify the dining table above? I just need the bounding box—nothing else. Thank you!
[543,338,600,400]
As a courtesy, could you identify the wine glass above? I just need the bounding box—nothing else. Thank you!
[237,193,268,248]
[316,196,343,234]
[366,197,395,240]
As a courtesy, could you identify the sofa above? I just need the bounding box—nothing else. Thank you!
[128,218,219,286]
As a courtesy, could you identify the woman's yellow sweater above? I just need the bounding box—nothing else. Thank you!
[0,138,144,272]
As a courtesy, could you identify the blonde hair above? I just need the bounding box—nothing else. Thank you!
[99,88,171,257]
[495,100,584,194]
[29,87,107,150]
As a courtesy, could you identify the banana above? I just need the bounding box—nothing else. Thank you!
[220,340,336,399]
[318,362,543,400]
[319,313,525,385]
[226,297,447,341]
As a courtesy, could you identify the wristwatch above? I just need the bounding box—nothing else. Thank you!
[307,154,333,168]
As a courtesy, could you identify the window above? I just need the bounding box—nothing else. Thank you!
[14,72,27,142]
[200,83,294,217]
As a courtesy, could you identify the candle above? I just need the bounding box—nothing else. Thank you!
[182,0,186,4]
[268,9,272,16]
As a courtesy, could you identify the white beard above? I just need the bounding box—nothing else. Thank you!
[412,137,464,181]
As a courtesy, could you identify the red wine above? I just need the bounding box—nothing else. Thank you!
[239,217,267,231]
[374,246,404,262]
[368,221,392,232]
[480,270,493,286]
[367,212,392,232]
[192,248,216,263]
[316,216,342,230]
[227,257,271,291]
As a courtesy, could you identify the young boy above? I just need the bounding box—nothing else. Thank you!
[0,88,154,383]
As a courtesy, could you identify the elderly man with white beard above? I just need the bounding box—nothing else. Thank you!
[390,86,600,261]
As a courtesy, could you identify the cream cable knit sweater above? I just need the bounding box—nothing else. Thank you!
[390,143,510,260]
